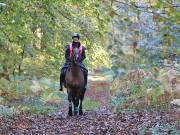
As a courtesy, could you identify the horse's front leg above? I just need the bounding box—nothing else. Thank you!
[73,97,79,115]
[79,90,85,115]
[79,100,83,115]
[68,93,73,116]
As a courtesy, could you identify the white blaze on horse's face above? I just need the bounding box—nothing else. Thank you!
[73,47,79,64]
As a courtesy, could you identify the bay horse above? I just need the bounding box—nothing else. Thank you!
[64,47,86,116]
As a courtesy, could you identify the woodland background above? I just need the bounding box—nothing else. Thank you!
[0,0,180,134]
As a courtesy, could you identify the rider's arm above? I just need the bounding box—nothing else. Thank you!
[65,45,70,61]
[81,47,86,61]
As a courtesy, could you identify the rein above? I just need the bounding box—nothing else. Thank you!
[69,44,83,59]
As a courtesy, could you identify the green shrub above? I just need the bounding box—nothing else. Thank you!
[83,98,100,111]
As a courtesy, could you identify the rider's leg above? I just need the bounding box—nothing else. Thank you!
[59,62,70,91]
[59,68,66,91]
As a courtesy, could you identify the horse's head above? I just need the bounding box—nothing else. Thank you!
[72,47,80,64]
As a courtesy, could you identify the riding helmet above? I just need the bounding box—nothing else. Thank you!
[72,32,80,39]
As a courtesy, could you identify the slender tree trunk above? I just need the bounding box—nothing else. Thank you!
[18,44,26,75]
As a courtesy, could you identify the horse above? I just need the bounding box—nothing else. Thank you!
[64,47,86,116]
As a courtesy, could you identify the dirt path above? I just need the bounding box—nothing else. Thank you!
[85,72,112,106]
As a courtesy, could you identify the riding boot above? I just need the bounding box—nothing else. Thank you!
[59,71,65,91]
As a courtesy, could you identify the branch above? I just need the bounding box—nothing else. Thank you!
[114,0,180,25]
[159,0,180,8]
[114,0,179,14]
[114,0,151,9]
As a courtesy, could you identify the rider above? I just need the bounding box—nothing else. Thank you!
[59,33,88,91]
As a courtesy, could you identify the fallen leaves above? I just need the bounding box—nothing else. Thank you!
[0,107,179,135]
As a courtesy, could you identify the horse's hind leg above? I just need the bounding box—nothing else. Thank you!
[79,90,85,115]
[73,97,79,116]
[68,93,73,116]
[79,99,83,115]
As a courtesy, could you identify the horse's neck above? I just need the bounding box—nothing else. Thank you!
[70,62,81,76]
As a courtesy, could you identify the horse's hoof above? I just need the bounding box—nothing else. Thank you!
[74,111,78,116]
[68,111,73,116]
[79,110,83,115]
[68,112,73,116]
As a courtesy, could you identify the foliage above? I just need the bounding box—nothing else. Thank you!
[0,76,65,114]
[110,68,175,111]
[0,0,179,114]
[110,95,126,110]
[108,0,180,74]
[83,98,100,111]
[0,105,17,117]
[0,1,179,134]
[0,0,112,81]
[19,96,59,115]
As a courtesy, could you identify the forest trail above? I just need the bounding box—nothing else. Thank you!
[0,72,179,135]
[85,71,112,106]
[0,106,178,134]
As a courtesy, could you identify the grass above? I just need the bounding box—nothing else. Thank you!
[83,97,101,111]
